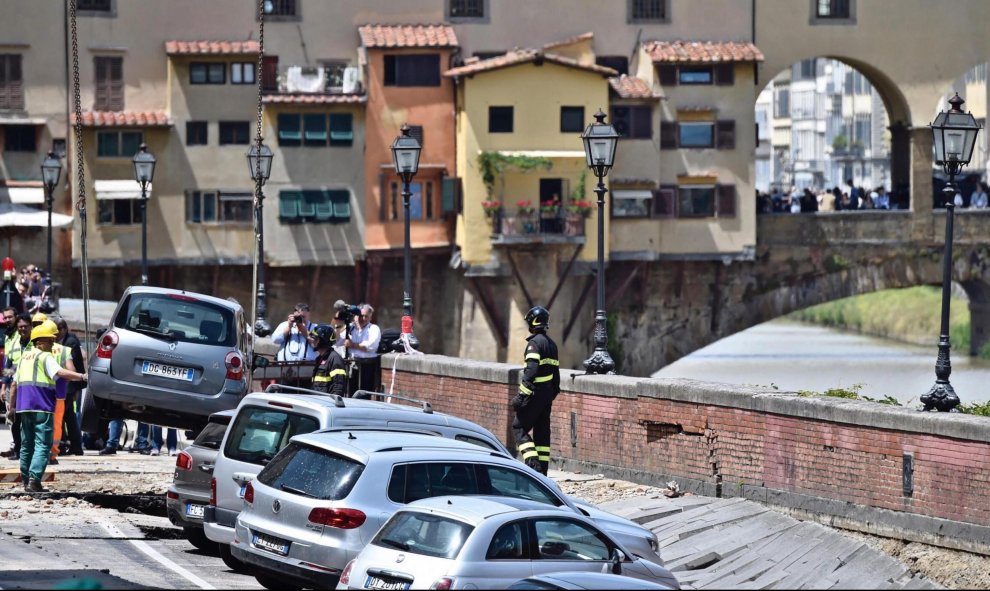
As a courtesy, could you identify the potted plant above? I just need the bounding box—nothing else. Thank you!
[516,200,536,233]
[566,200,593,217]
[565,199,592,236]
[482,200,502,218]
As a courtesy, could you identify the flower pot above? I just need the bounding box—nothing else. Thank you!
[518,213,537,234]
[564,213,585,236]
[500,215,517,235]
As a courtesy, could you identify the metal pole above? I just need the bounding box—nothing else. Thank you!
[46,185,53,284]
[582,174,615,374]
[921,175,961,412]
[254,175,271,337]
[140,184,148,286]
[400,180,419,349]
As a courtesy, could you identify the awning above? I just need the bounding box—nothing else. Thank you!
[0,117,46,125]
[95,180,151,200]
[496,150,586,158]
[0,187,45,204]
[612,190,653,200]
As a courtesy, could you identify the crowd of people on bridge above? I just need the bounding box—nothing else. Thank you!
[759,180,990,214]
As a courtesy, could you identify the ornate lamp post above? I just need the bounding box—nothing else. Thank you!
[390,124,422,351]
[923,93,981,412]
[40,151,62,285]
[247,139,274,337]
[580,110,619,374]
[132,144,156,286]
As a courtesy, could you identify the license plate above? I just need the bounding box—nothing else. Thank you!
[366,576,411,591]
[238,484,246,498]
[252,533,290,556]
[185,503,205,518]
[142,361,194,382]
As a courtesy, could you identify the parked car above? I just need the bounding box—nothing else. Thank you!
[337,496,680,590]
[232,430,662,590]
[506,571,677,590]
[203,385,511,572]
[81,286,251,432]
[166,409,236,551]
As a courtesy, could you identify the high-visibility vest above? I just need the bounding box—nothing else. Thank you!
[15,348,57,413]
[52,342,69,399]
[5,334,31,369]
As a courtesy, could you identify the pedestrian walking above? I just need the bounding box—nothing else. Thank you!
[309,324,347,397]
[13,320,86,491]
[511,306,560,476]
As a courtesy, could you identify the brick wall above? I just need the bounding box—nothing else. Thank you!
[385,354,990,554]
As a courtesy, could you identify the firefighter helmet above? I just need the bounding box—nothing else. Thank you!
[524,306,550,333]
[308,323,337,349]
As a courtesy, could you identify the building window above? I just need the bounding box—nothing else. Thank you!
[595,56,628,76]
[560,106,585,133]
[389,182,399,221]
[0,54,24,110]
[678,186,716,217]
[186,190,253,224]
[610,105,652,139]
[302,114,327,146]
[383,54,441,87]
[628,0,668,23]
[407,125,424,148]
[447,0,485,19]
[387,181,435,221]
[96,130,142,158]
[678,123,714,148]
[775,88,790,118]
[78,0,112,12]
[186,121,208,146]
[817,0,850,18]
[277,113,301,146]
[679,66,713,85]
[52,138,67,158]
[3,125,35,152]
[190,62,225,85]
[218,121,250,145]
[329,113,353,146]
[489,106,513,133]
[94,56,123,111]
[98,199,142,226]
[230,63,255,85]
[279,189,351,223]
[611,189,652,218]
[322,61,348,92]
[265,0,297,17]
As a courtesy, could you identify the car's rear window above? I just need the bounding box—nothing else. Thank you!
[373,511,473,559]
[257,442,364,500]
[114,292,236,347]
[223,406,320,465]
[193,419,230,450]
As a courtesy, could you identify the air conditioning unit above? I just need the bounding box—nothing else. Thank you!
[285,66,325,93]
[342,66,359,94]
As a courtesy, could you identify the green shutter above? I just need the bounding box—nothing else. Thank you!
[303,114,328,145]
[441,177,460,214]
[298,189,321,218]
[278,114,302,145]
[315,190,334,221]
[328,190,351,221]
[279,190,301,221]
[329,113,353,146]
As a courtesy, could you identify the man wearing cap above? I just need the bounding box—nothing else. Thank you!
[13,320,86,492]
[1,313,32,460]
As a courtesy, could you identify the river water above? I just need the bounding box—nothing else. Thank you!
[651,320,990,405]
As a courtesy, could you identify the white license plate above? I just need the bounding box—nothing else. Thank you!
[185,503,205,518]
[238,484,246,498]
[142,361,194,382]
[252,533,289,556]
[366,576,411,591]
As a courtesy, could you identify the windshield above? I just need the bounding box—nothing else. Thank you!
[257,442,364,500]
[223,406,319,465]
[373,511,473,559]
[193,419,230,450]
[114,292,236,347]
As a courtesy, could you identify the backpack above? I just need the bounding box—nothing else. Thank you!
[377,327,402,354]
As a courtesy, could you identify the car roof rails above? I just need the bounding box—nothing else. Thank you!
[352,390,433,414]
[263,383,346,408]
[313,426,443,438]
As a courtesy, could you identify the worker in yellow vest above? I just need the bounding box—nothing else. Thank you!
[12,320,86,492]
[2,313,32,460]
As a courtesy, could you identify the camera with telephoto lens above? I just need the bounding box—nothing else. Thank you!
[334,303,362,325]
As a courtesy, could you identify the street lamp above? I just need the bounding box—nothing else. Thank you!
[580,109,619,374]
[40,151,62,286]
[247,139,274,337]
[390,124,422,351]
[132,143,156,286]
[923,92,981,412]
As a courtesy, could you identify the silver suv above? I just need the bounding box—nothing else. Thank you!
[232,431,661,590]
[203,386,510,571]
[81,286,250,432]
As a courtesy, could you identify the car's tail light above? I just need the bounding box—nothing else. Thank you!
[243,482,254,505]
[339,560,355,586]
[431,577,454,590]
[166,490,179,500]
[307,507,366,529]
[96,330,119,359]
[224,351,243,380]
[209,477,217,506]
[175,451,193,471]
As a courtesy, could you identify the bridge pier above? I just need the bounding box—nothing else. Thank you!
[908,126,935,241]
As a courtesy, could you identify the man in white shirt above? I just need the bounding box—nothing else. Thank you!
[272,302,317,362]
[971,182,989,209]
[344,304,381,395]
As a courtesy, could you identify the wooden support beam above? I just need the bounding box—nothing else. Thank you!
[563,274,595,343]
[469,276,508,348]
[506,250,534,310]
[547,244,582,312]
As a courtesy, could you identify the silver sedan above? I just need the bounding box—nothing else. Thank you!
[337,496,680,590]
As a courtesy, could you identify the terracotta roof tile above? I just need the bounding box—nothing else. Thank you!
[609,75,662,100]
[165,40,260,56]
[74,111,172,127]
[445,49,616,78]
[542,31,594,50]
[358,24,458,48]
[644,40,764,63]
[262,93,367,105]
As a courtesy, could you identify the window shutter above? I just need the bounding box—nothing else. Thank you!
[8,55,23,110]
[632,107,652,139]
[378,172,387,222]
[653,186,677,218]
[261,56,279,91]
[716,120,735,150]
[94,57,109,110]
[714,63,734,86]
[716,184,737,218]
[441,177,460,215]
[658,65,677,87]
[660,122,678,150]
[109,57,123,111]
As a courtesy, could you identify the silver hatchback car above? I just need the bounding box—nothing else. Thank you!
[337,496,680,590]
[82,286,250,432]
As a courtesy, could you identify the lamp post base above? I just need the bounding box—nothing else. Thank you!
[254,319,271,338]
[921,380,960,412]
[583,348,615,375]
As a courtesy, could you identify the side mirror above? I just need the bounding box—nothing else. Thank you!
[611,548,625,575]
[252,355,269,370]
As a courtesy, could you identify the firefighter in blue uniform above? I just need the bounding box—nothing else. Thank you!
[511,306,560,476]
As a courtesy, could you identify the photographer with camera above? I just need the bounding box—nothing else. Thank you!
[272,302,317,362]
[342,303,381,395]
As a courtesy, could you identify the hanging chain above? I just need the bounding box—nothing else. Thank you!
[254,0,265,207]
[69,0,93,359]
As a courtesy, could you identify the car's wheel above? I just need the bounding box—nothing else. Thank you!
[78,388,103,433]
[255,573,301,591]
[218,544,248,573]
[182,527,216,554]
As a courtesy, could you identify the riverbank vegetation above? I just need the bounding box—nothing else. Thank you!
[795,383,990,416]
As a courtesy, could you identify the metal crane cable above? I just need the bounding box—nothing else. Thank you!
[69,0,92,359]
[250,0,266,343]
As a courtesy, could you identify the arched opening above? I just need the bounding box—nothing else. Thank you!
[755,57,910,212]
